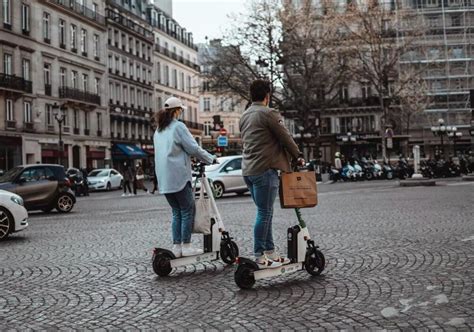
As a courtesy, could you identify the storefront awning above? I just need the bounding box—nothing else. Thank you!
[112,144,147,159]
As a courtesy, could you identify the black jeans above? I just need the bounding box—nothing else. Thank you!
[123,180,132,194]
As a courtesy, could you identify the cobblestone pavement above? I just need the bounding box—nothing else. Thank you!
[1,180,473,330]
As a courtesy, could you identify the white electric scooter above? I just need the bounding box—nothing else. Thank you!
[152,162,239,277]
[234,203,325,289]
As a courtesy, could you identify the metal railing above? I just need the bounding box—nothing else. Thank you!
[59,87,101,105]
[155,46,200,71]
[49,0,105,25]
[0,74,32,93]
[106,9,153,41]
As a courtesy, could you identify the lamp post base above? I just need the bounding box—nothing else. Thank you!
[399,176,436,187]
[462,173,474,182]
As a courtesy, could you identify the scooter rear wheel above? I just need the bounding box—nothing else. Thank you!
[152,252,173,277]
[305,249,325,276]
[220,241,239,265]
[235,264,256,289]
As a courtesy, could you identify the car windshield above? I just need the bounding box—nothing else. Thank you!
[0,167,23,183]
[88,170,109,177]
[205,164,220,172]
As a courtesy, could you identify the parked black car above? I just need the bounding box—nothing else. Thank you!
[0,164,76,213]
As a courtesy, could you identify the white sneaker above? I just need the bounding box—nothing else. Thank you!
[121,193,127,197]
[171,244,182,258]
[265,250,291,265]
[181,243,203,257]
[255,256,282,269]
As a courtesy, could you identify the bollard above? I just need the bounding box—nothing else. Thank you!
[412,145,423,179]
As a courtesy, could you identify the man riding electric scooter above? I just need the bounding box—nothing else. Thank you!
[239,79,304,268]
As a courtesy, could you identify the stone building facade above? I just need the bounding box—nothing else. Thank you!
[0,0,109,171]
[147,3,202,141]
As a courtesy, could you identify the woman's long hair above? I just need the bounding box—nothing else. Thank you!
[154,107,179,132]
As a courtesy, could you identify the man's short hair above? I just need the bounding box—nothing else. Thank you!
[250,79,271,102]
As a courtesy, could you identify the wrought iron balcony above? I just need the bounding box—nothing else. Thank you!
[181,120,204,131]
[106,8,153,41]
[59,87,101,105]
[47,0,105,25]
[0,74,33,93]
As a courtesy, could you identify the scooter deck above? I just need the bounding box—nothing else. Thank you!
[253,262,304,280]
[170,251,219,268]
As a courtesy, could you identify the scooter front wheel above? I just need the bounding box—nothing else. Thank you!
[235,264,256,289]
[305,249,325,276]
[220,240,239,265]
[152,252,173,277]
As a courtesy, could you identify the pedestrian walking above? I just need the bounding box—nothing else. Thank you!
[150,162,158,194]
[239,79,303,268]
[121,161,133,197]
[154,96,215,257]
[133,162,149,195]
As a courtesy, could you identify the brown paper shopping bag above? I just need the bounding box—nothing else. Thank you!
[279,171,318,208]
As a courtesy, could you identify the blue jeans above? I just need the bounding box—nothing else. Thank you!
[164,182,195,244]
[244,169,279,257]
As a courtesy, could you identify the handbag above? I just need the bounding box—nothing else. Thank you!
[193,176,212,234]
[136,174,144,180]
[279,171,318,208]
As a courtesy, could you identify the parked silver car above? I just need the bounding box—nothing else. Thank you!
[193,156,248,198]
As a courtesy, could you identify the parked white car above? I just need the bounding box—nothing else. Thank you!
[88,169,123,191]
[0,189,28,240]
[193,156,248,198]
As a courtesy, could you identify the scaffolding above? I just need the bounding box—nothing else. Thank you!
[399,0,473,126]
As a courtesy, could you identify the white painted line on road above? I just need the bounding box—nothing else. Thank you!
[461,235,474,242]
[447,182,474,186]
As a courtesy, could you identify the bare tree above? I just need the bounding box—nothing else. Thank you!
[336,0,426,160]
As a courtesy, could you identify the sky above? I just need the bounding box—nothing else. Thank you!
[172,0,247,45]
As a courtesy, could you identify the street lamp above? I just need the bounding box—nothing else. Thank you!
[447,126,462,156]
[52,103,66,166]
[431,118,447,158]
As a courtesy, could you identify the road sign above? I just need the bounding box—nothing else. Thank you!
[219,128,227,136]
[217,135,228,147]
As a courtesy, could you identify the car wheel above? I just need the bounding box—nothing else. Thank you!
[56,194,74,213]
[106,182,112,191]
[0,207,13,240]
[213,182,224,199]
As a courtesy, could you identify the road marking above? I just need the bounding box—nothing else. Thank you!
[461,235,474,242]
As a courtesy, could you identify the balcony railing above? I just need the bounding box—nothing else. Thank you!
[106,9,153,41]
[155,46,200,71]
[181,120,204,131]
[48,0,105,25]
[23,122,35,132]
[45,84,52,96]
[0,74,33,93]
[59,87,101,105]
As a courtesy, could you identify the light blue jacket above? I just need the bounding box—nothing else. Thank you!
[154,120,214,194]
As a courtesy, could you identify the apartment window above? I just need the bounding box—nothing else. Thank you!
[22,59,31,80]
[5,99,13,121]
[340,85,349,102]
[59,19,66,47]
[21,4,30,33]
[136,40,140,56]
[361,83,371,99]
[451,15,461,27]
[84,112,90,130]
[129,61,134,77]
[426,0,438,6]
[71,25,77,50]
[122,60,127,75]
[97,113,102,131]
[137,90,142,107]
[129,37,133,52]
[203,97,210,111]
[23,101,32,123]
[109,83,114,101]
[60,68,67,87]
[80,29,87,54]
[93,34,99,58]
[44,64,51,85]
[94,78,100,95]
[115,84,120,103]
[136,64,140,79]
[3,54,12,75]
[130,88,135,105]
[123,86,128,104]
[74,109,79,129]
[172,69,177,88]
[204,122,211,136]
[164,65,169,86]
[46,104,53,126]
[142,68,146,81]
[92,3,98,18]
[43,12,50,41]
[108,55,112,69]
[156,62,161,83]
[3,0,11,26]
[71,71,78,89]
[187,76,191,93]
[82,74,88,92]
[180,72,184,91]
[115,56,119,71]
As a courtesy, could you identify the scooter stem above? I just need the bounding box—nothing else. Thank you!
[294,208,307,228]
